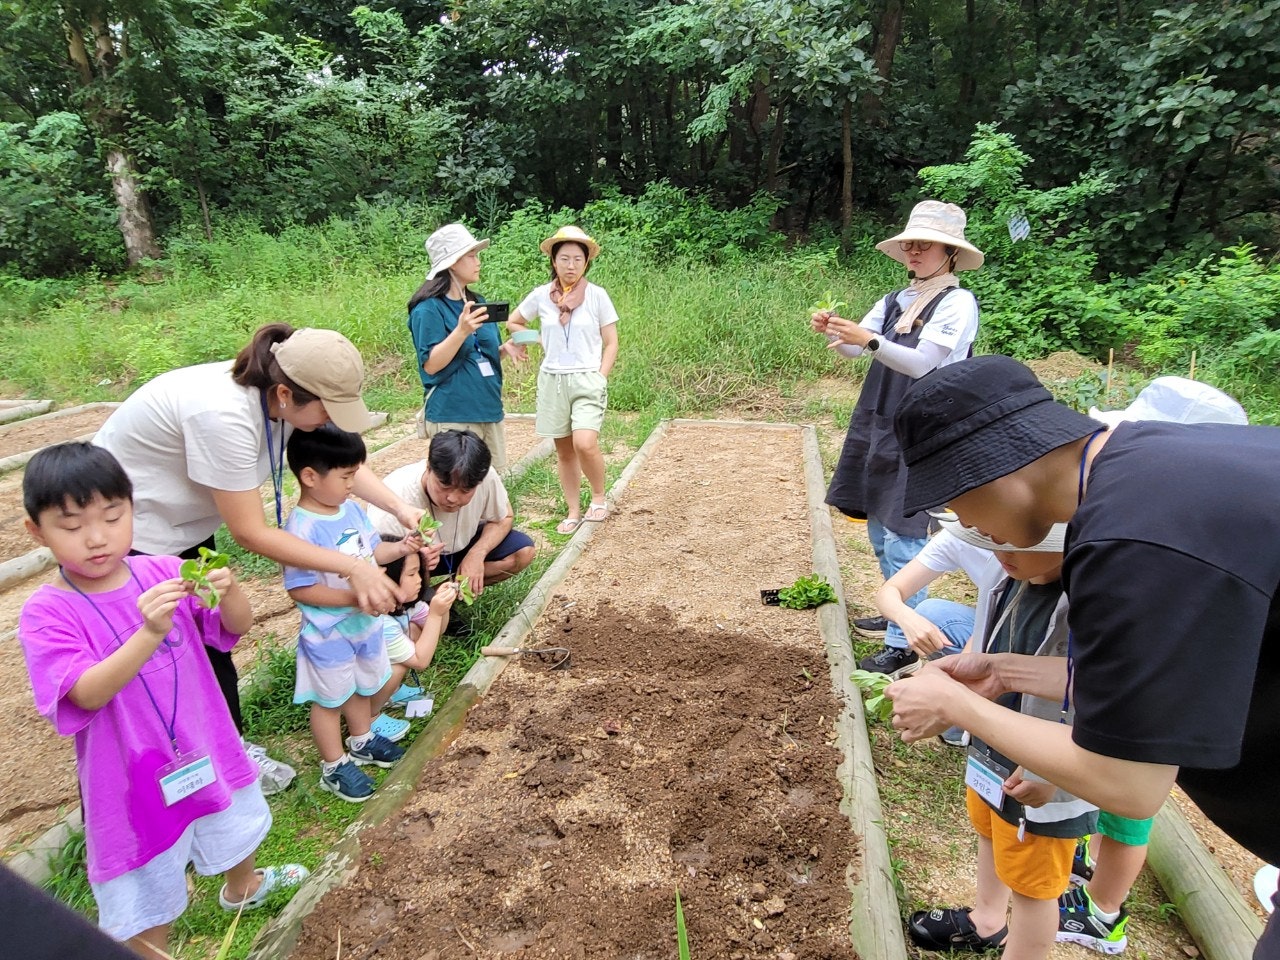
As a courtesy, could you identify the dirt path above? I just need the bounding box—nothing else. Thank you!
[0,419,543,856]
[290,422,861,960]
[0,406,115,461]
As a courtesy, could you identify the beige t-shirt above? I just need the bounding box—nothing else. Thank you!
[367,461,511,552]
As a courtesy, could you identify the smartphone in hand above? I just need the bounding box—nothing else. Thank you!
[477,301,509,324]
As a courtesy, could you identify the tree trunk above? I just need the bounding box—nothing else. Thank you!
[64,7,162,266]
[106,147,161,264]
[863,0,904,122]
[957,0,977,108]
[765,101,787,194]
[840,101,854,251]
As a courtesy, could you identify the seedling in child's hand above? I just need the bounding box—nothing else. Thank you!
[851,669,895,722]
[810,291,848,315]
[179,547,230,609]
[777,574,837,610]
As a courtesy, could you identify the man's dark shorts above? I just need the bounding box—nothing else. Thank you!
[430,525,535,577]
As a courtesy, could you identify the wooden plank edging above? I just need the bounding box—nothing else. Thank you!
[1147,801,1263,960]
[801,426,909,960]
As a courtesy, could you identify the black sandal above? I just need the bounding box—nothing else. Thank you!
[908,907,1007,953]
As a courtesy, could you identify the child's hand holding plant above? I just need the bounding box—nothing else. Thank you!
[136,579,189,646]
[429,581,458,616]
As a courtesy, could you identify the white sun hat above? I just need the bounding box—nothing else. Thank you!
[425,223,490,280]
[1088,376,1247,428]
[932,510,1067,553]
[876,200,984,271]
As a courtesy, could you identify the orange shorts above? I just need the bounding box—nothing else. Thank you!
[966,788,1075,900]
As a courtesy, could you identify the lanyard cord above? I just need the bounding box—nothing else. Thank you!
[60,563,182,754]
[260,392,286,528]
[1062,427,1109,720]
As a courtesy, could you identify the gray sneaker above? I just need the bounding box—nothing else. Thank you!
[244,740,297,796]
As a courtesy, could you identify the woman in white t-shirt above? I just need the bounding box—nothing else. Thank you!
[507,226,619,535]
[95,323,427,792]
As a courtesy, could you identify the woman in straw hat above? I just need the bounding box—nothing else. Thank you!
[95,323,429,795]
[506,226,619,534]
[408,223,523,471]
[812,200,983,677]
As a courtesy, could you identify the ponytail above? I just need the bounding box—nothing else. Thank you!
[231,323,320,404]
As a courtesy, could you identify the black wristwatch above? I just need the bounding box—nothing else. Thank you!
[866,336,881,352]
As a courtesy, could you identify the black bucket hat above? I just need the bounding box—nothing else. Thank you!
[894,355,1102,516]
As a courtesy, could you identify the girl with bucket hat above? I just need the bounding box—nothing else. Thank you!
[812,200,983,677]
[506,226,619,534]
[95,323,429,795]
[408,223,523,471]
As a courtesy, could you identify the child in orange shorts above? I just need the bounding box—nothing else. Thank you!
[908,519,1097,960]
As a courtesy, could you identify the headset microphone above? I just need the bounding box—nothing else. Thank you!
[906,270,916,280]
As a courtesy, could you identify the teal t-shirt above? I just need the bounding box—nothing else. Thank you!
[408,295,504,423]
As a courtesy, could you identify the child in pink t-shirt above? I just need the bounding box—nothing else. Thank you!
[18,443,307,954]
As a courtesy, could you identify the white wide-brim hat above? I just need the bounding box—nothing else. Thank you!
[876,200,984,271]
[933,511,1066,553]
[426,223,490,280]
[1088,376,1247,427]
[539,225,601,261]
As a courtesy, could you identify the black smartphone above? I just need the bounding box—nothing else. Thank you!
[476,301,509,324]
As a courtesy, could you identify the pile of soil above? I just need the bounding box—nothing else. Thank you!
[290,423,861,960]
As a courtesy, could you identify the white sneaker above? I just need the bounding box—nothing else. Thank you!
[243,740,297,796]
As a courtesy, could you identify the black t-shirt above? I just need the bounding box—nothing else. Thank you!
[1063,421,1280,863]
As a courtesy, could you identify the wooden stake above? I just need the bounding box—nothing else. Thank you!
[1106,348,1115,406]
[1189,350,1197,380]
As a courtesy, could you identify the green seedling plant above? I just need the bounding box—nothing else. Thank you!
[675,887,691,960]
[179,547,230,609]
[418,514,442,537]
[851,668,894,722]
[777,574,837,610]
[810,291,848,315]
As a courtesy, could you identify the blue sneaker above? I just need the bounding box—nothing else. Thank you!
[319,759,375,803]
[1071,837,1096,885]
[349,732,405,768]
[370,712,410,743]
[389,682,423,706]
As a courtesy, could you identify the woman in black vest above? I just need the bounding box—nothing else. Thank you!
[813,201,983,676]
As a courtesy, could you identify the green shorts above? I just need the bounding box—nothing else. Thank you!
[425,419,507,472]
[536,370,608,438]
[1097,810,1154,846]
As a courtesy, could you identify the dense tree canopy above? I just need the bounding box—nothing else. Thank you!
[0,0,1276,275]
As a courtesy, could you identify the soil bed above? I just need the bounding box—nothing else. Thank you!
[289,423,860,960]
[0,406,115,460]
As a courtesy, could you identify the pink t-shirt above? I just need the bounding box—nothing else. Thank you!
[18,555,258,883]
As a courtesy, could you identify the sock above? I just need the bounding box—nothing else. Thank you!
[348,732,373,752]
[1085,889,1121,923]
[321,755,348,775]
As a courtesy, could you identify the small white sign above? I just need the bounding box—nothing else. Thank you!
[405,697,434,719]
[1007,211,1031,243]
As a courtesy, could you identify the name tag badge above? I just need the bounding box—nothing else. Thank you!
[158,751,217,806]
[477,360,496,377]
[965,748,1010,812]
[405,696,434,719]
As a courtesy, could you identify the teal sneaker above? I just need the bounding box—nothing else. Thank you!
[1057,887,1129,955]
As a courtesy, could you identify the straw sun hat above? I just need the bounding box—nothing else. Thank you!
[876,200,984,271]
[425,223,490,280]
[539,225,601,261]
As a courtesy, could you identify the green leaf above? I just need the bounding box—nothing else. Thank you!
[776,574,836,610]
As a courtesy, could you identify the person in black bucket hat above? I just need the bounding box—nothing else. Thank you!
[884,355,1280,957]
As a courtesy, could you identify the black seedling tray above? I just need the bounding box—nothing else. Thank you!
[760,589,782,606]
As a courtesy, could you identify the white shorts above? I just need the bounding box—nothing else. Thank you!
[93,783,272,942]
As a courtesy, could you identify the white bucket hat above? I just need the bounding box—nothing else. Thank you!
[1088,376,1247,427]
[876,200,984,271]
[425,223,490,280]
[932,511,1067,553]
[539,225,601,261]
